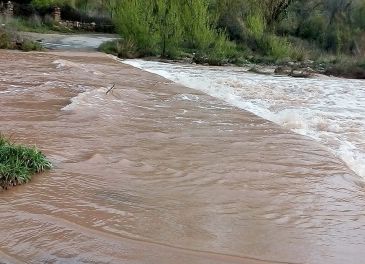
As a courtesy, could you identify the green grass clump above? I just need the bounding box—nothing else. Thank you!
[19,39,43,52]
[0,28,43,52]
[98,39,139,58]
[0,29,11,49]
[0,136,52,189]
[0,15,70,34]
[322,57,365,79]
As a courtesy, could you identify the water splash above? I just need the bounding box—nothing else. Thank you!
[124,59,365,178]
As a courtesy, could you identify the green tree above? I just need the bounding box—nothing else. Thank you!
[31,0,70,7]
[181,0,217,50]
[155,0,182,57]
[113,0,159,56]
[112,0,230,59]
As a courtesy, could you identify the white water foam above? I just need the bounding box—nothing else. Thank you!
[123,59,365,178]
[61,87,107,111]
[53,59,103,75]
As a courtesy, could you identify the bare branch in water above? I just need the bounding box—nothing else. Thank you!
[106,84,115,95]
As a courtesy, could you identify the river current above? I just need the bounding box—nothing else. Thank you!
[0,51,364,264]
[124,59,365,179]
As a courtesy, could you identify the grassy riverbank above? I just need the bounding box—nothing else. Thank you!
[1,16,72,34]
[99,0,365,79]
[0,28,42,51]
[3,0,365,78]
[0,136,52,189]
[99,39,365,79]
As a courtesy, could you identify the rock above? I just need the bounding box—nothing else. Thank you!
[289,70,314,78]
[248,67,271,75]
[274,66,291,75]
[303,59,314,65]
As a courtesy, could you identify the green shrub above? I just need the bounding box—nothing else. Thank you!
[181,0,217,51]
[1,15,60,34]
[192,31,239,66]
[99,39,139,58]
[28,14,43,28]
[20,39,42,52]
[353,2,365,30]
[31,0,70,8]
[0,28,43,51]
[112,0,232,60]
[0,135,52,189]
[246,12,266,39]
[253,34,292,60]
[324,57,365,79]
[113,0,159,57]
[289,45,306,61]
[155,0,183,58]
[297,14,327,41]
[0,29,11,49]
[98,40,118,56]
[266,35,292,59]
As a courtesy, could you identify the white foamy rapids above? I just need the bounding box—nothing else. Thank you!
[124,59,365,178]
[53,59,103,75]
[62,87,107,111]
[61,84,126,118]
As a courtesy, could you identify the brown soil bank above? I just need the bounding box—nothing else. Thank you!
[0,50,364,264]
[325,64,365,79]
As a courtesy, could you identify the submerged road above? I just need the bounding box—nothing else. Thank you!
[0,45,364,264]
[20,32,119,50]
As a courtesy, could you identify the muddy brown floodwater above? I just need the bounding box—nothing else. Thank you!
[0,50,365,264]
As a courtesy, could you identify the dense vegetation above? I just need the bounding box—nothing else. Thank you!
[0,28,42,51]
[216,0,365,57]
[0,135,52,189]
[3,0,365,77]
[100,0,365,77]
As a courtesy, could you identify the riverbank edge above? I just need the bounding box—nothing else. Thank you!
[112,55,351,80]
[98,41,364,80]
[2,30,361,80]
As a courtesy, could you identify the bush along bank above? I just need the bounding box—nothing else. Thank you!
[99,38,365,79]
[0,135,52,190]
[103,0,239,66]
[98,0,365,79]
[0,27,42,51]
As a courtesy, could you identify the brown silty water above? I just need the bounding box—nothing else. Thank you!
[0,50,364,264]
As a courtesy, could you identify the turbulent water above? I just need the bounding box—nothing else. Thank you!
[1,50,365,264]
[124,60,365,179]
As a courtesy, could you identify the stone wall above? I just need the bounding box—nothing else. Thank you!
[1,3,110,33]
[52,7,61,22]
[59,20,96,31]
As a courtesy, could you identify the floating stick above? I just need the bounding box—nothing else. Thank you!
[106,84,115,95]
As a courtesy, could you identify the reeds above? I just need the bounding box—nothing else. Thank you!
[0,135,52,189]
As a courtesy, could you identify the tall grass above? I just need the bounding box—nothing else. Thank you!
[264,35,292,59]
[111,0,233,62]
[0,135,52,189]
[181,0,217,50]
[246,12,266,39]
[97,0,365,76]
[98,39,139,58]
[0,15,71,34]
[325,57,365,79]
[113,0,159,56]
[0,27,43,51]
